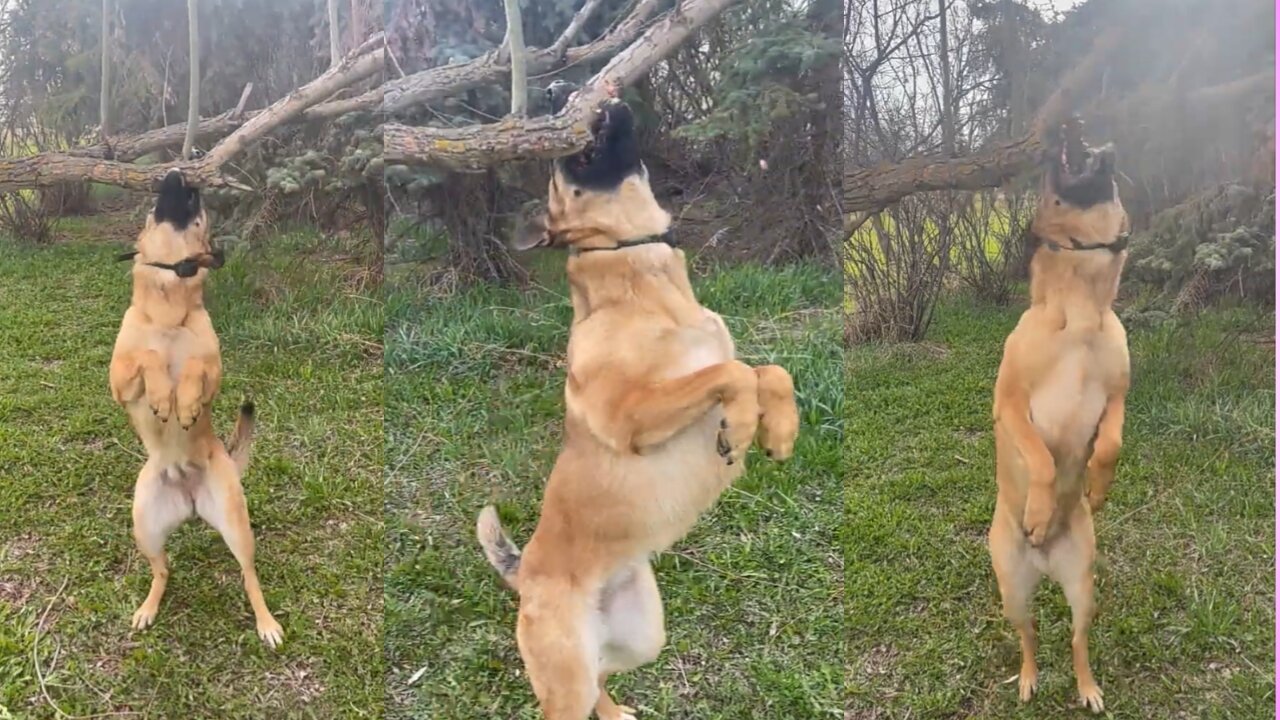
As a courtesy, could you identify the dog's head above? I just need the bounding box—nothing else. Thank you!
[512,87,671,252]
[1032,117,1129,250]
[128,169,220,280]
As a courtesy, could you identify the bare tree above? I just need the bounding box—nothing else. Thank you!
[99,0,111,141]
[182,0,200,160]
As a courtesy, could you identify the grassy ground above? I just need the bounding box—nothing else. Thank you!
[845,295,1275,718]
[0,225,384,718]
[384,251,844,718]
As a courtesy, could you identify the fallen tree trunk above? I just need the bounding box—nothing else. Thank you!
[0,33,385,192]
[843,29,1121,213]
[385,0,738,169]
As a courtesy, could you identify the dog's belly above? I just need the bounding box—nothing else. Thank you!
[1029,345,1107,470]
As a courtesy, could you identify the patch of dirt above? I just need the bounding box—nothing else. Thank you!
[266,663,326,705]
[860,644,899,677]
[1,534,52,609]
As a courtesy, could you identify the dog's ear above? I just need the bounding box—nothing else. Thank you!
[511,200,552,251]
[154,168,201,230]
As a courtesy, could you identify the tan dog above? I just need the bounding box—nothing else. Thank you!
[988,119,1130,713]
[109,169,283,647]
[477,93,800,719]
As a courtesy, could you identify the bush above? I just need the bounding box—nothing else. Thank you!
[845,194,957,343]
[951,191,1032,305]
[1126,183,1276,312]
[0,191,60,244]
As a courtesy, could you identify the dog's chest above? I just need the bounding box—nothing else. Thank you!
[1028,332,1111,462]
[659,309,735,380]
[144,325,200,381]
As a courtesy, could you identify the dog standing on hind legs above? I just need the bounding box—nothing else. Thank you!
[989,118,1130,713]
[110,169,283,647]
[476,85,800,719]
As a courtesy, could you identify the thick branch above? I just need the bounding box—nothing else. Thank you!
[386,0,737,169]
[842,29,1121,213]
[381,0,660,114]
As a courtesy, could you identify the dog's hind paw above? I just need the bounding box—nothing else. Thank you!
[1018,672,1037,702]
[257,616,284,649]
[1079,681,1104,713]
[131,603,159,631]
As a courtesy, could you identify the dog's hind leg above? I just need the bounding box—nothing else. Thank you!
[195,453,283,647]
[597,562,666,719]
[518,590,601,720]
[131,464,193,631]
[1049,504,1104,713]
[989,509,1041,703]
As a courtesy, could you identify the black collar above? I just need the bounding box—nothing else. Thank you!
[116,249,225,278]
[1041,233,1129,254]
[572,232,674,255]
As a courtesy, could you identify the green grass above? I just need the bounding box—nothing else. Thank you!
[384,252,845,718]
[845,296,1275,718]
[0,228,385,718]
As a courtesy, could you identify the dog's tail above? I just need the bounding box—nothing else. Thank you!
[476,506,522,590]
[226,402,256,475]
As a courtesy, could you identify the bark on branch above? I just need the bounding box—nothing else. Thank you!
[0,33,385,193]
[385,0,738,169]
[843,29,1122,213]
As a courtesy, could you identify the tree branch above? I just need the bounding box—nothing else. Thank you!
[385,0,738,169]
[381,0,661,114]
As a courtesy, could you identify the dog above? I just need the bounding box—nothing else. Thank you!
[988,118,1130,713]
[476,86,800,719]
[109,169,283,647]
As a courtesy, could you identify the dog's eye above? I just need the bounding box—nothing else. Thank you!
[1054,200,1061,206]
[573,189,582,198]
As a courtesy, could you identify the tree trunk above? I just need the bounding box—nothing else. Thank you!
[328,0,342,67]
[938,0,954,157]
[182,0,200,160]
[99,0,111,141]
[503,0,528,116]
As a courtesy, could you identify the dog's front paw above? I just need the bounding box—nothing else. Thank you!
[755,365,799,461]
[717,400,760,467]
[1021,493,1054,546]
[1085,462,1115,514]
[256,615,284,649]
[177,399,202,430]
[147,388,173,423]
